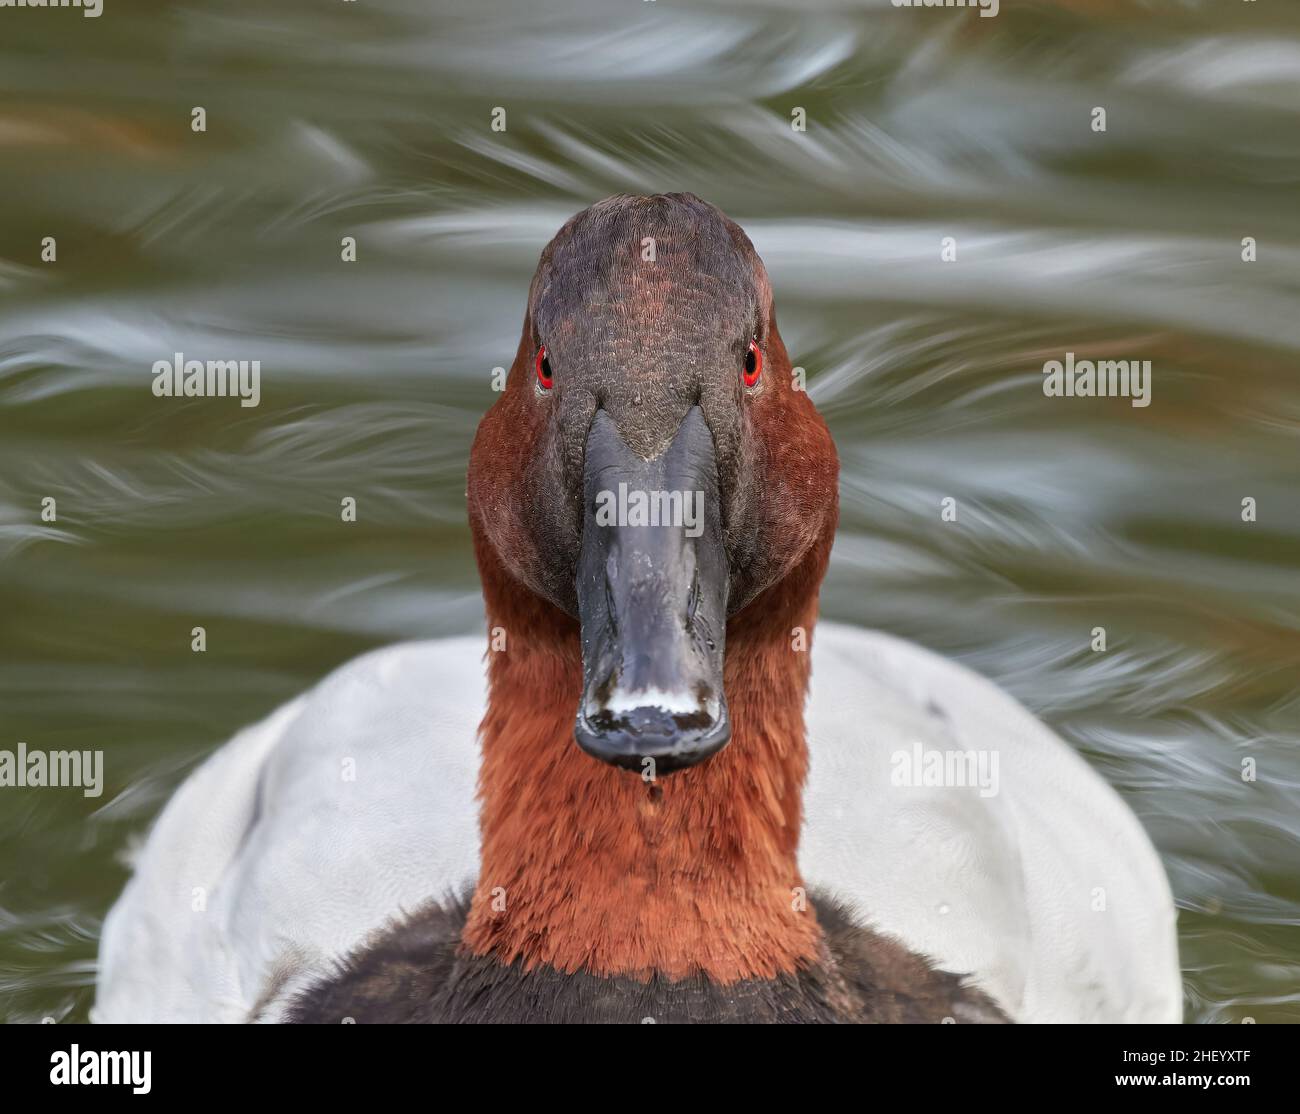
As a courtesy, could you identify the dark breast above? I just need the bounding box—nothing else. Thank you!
[285,889,1010,1024]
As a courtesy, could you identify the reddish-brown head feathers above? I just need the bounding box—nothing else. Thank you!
[463,195,838,983]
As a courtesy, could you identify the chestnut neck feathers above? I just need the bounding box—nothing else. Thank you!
[460,527,833,983]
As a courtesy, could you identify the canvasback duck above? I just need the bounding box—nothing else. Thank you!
[95,194,1181,1024]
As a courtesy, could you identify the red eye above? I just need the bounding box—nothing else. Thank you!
[742,339,762,387]
[535,345,553,390]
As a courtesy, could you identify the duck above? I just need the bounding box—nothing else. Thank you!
[94,193,1181,1024]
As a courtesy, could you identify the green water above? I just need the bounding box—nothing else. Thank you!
[1,0,1298,1022]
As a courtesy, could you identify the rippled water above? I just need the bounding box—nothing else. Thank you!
[2,0,1298,1023]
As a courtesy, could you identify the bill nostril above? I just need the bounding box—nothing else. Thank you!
[604,579,617,633]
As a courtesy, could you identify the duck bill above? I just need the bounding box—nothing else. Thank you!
[574,406,730,775]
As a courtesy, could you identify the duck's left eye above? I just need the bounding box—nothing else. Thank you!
[535,345,553,390]
[742,339,762,388]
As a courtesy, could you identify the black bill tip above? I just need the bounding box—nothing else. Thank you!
[575,698,731,774]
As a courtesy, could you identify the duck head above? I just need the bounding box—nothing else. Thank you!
[468,193,837,775]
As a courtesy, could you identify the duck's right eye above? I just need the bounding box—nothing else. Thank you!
[742,339,762,388]
[535,346,553,390]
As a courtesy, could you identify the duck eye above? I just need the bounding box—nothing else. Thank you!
[535,345,553,391]
[742,339,762,388]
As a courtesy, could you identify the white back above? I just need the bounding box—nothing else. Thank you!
[95,625,1180,1023]
[803,623,1180,1022]
[96,639,483,1023]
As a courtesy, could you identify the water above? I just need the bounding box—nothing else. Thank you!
[2,0,1298,1023]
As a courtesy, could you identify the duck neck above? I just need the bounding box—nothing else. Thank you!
[461,534,830,984]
